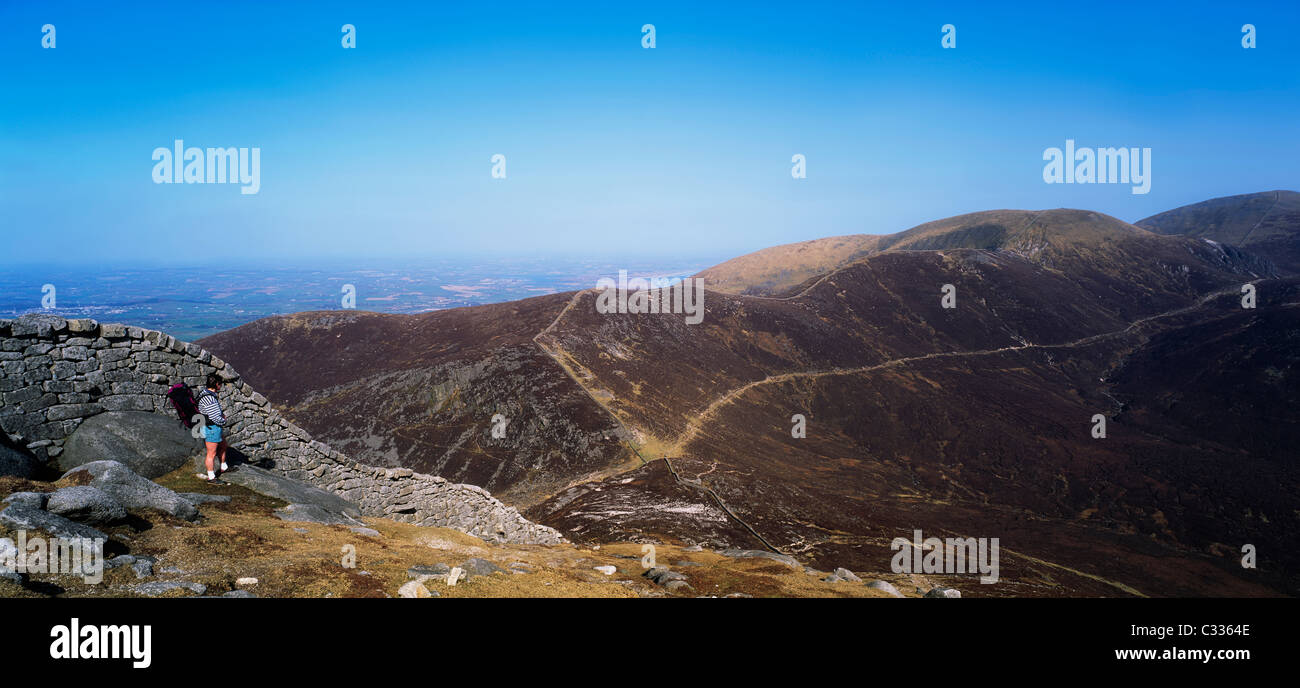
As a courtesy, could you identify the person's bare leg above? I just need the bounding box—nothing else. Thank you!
[205,441,217,477]
[218,440,228,472]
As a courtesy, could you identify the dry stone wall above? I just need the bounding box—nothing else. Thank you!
[0,313,565,545]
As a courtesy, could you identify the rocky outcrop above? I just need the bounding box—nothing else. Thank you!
[221,465,361,518]
[273,503,363,527]
[0,502,109,542]
[866,580,904,597]
[0,314,565,545]
[58,410,202,478]
[823,567,862,583]
[643,566,693,593]
[44,485,128,526]
[61,460,199,521]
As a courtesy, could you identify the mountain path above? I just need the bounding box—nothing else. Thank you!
[533,289,785,553]
[531,275,1268,561]
[533,291,644,465]
[1240,190,1281,245]
[668,280,1259,453]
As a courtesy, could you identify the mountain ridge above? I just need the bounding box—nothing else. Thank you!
[199,193,1300,596]
[1137,190,1300,275]
[697,200,1292,296]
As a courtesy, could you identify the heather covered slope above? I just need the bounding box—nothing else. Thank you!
[528,278,1300,596]
[541,212,1273,445]
[1137,190,1300,275]
[526,219,1297,595]
[639,285,1298,594]
[203,202,1298,596]
[199,294,635,507]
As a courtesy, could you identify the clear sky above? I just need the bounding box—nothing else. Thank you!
[2,0,1298,266]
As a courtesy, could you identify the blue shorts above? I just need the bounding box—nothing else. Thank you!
[203,424,224,444]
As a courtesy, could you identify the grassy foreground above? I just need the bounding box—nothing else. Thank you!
[1,465,922,599]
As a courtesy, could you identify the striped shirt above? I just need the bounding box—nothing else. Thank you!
[196,389,226,427]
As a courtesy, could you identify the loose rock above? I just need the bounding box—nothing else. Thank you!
[833,567,862,583]
[460,557,506,580]
[2,492,47,510]
[60,460,198,521]
[407,563,451,578]
[133,581,207,597]
[866,580,905,597]
[45,486,128,526]
[398,580,437,598]
[130,557,155,579]
[274,502,362,526]
[104,554,136,570]
[643,566,688,587]
[0,504,109,542]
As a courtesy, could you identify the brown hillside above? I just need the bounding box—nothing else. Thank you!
[203,202,1298,596]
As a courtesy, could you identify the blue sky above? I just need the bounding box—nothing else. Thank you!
[2,0,1298,266]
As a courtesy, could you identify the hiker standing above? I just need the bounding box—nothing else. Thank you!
[196,373,229,483]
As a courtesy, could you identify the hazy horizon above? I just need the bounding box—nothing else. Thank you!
[3,186,1293,272]
[0,255,723,340]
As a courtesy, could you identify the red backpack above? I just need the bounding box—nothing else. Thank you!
[166,383,201,428]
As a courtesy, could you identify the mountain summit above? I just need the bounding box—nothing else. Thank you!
[1137,190,1300,274]
[697,203,1288,296]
